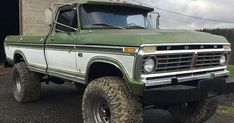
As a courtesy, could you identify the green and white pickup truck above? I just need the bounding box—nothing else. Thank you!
[4,0,234,123]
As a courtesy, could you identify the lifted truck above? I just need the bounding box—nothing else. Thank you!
[4,0,234,123]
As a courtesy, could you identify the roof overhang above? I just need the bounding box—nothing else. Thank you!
[79,0,154,12]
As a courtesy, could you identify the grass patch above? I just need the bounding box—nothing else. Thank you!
[228,65,234,79]
[217,105,234,117]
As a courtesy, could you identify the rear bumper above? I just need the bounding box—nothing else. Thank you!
[142,79,234,106]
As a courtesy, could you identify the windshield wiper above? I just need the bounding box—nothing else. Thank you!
[127,25,146,29]
[91,23,126,29]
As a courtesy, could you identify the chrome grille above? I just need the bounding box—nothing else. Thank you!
[142,54,194,73]
[157,45,223,51]
[196,52,222,68]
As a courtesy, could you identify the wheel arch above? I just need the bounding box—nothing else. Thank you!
[13,50,28,65]
[85,56,132,85]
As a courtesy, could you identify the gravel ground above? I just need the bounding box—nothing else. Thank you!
[0,66,234,123]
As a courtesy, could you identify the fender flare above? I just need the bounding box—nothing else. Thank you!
[85,56,133,84]
[13,50,28,65]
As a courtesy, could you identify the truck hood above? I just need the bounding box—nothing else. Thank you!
[79,29,229,47]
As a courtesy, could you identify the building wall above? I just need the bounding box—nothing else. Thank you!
[21,0,77,35]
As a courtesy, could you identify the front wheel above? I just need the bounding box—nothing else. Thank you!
[82,77,143,123]
[169,98,218,123]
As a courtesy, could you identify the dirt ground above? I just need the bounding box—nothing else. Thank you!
[0,66,234,123]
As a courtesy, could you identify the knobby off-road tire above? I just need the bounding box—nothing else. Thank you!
[82,77,143,123]
[12,62,41,103]
[169,98,218,123]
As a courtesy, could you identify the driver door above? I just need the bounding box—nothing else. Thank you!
[45,6,78,78]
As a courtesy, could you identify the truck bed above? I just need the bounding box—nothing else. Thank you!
[4,35,47,72]
[5,35,47,44]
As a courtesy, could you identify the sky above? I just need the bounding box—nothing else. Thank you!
[130,0,234,29]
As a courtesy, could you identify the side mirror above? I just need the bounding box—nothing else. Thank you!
[45,8,53,26]
[149,12,160,29]
[156,13,160,29]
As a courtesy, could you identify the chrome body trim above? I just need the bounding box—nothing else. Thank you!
[143,69,229,87]
[54,21,77,31]
[142,66,227,78]
[177,70,229,82]
[6,43,126,50]
[141,43,230,47]
[7,43,44,46]
[139,49,231,55]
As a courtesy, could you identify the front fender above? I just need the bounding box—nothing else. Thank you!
[86,56,131,81]
[86,56,145,95]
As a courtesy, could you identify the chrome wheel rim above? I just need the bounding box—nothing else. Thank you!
[93,98,111,123]
[16,77,22,92]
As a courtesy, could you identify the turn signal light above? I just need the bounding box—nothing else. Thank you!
[123,47,137,53]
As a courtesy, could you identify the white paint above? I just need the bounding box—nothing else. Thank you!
[5,46,47,69]
[45,49,78,74]
[5,45,135,80]
[76,52,135,79]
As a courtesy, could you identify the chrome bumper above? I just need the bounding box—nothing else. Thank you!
[141,66,229,87]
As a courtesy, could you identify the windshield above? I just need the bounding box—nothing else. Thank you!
[80,4,155,29]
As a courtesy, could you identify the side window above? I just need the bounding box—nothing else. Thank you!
[55,8,78,32]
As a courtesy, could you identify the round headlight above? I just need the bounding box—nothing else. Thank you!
[144,58,156,73]
[220,54,227,65]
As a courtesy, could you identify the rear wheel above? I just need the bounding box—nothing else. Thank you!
[169,98,218,123]
[82,77,143,123]
[12,62,41,103]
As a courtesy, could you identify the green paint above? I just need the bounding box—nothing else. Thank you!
[6,29,228,48]
[6,36,46,44]
[78,29,228,47]
[228,65,234,79]
[79,0,154,12]
[128,80,145,96]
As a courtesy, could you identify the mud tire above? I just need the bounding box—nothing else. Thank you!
[12,62,41,103]
[82,77,143,123]
[169,98,218,123]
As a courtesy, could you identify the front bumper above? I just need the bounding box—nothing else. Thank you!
[141,66,228,86]
[142,79,234,107]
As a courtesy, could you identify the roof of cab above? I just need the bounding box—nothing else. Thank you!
[77,0,154,12]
